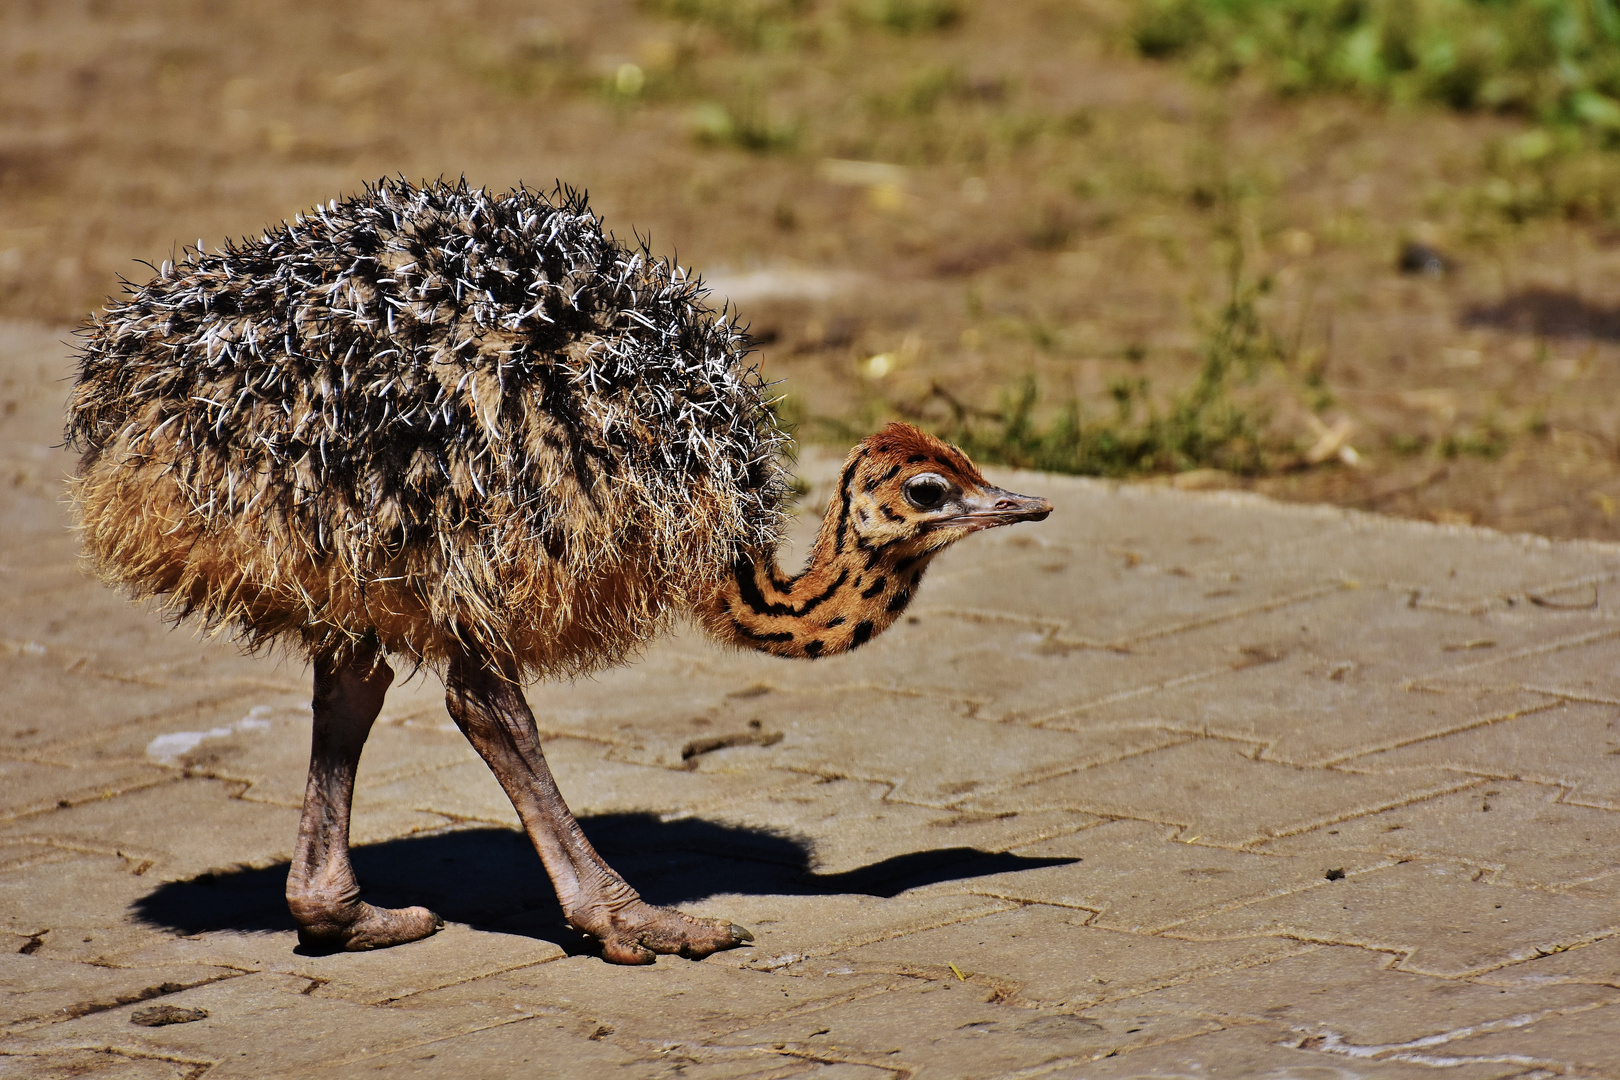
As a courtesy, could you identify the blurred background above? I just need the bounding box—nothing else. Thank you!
[7,0,1620,537]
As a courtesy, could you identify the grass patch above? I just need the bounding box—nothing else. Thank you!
[917,258,1286,477]
[1129,0,1620,222]
[1129,0,1620,133]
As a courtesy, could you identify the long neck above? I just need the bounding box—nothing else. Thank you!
[698,487,936,660]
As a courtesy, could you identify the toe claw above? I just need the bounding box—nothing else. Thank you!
[730,923,754,943]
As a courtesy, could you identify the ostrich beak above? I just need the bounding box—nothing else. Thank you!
[931,486,1053,533]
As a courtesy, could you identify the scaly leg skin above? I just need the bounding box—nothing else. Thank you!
[286,645,443,951]
[445,645,753,965]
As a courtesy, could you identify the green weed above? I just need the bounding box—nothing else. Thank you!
[643,0,813,48]
[690,96,802,151]
[849,0,965,33]
[923,262,1284,477]
[1129,0,1620,139]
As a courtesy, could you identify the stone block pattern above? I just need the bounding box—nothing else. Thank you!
[3,329,1619,1077]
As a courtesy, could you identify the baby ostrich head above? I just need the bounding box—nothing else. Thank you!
[700,422,1051,659]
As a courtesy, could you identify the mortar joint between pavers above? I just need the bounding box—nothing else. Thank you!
[1030,667,1235,727]
[0,775,181,826]
[1426,625,1620,681]
[1242,777,1491,846]
[325,1012,554,1070]
[806,900,1022,958]
[1525,685,1620,708]
[940,735,1195,808]
[3,1047,221,1076]
[964,889,1104,924]
[1137,857,1404,935]
[371,954,571,1006]
[703,979,907,1039]
[1312,699,1565,768]
[1460,930,1620,981]
[918,607,1065,634]
[8,968,252,1035]
[1117,584,1344,649]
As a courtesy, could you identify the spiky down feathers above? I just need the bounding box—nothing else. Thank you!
[66,178,790,678]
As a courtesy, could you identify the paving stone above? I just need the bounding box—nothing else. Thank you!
[971,471,1333,585]
[555,1057,896,1080]
[1046,586,1567,764]
[1033,1022,1532,1080]
[965,740,1472,848]
[0,971,525,1080]
[125,923,565,1006]
[697,778,1094,876]
[0,591,301,696]
[1194,508,1620,614]
[360,737,809,831]
[961,819,1392,933]
[1473,934,1620,989]
[1172,859,1620,977]
[0,853,174,965]
[1265,780,1620,887]
[0,1049,196,1079]
[591,600,1290,733]
[823,904,1310,1010]
[24,695,301,782]
[0,556,92,607]
[777,603,1351,729]
[1416,1000,1620,1073]
[710,976,1216,1079]
[0,840,77,874]
[0,778,443,882]
[0,952,241,1030]
[525,648,780,750]
[354,759,523,828]
[397,952,893,1045]
[12,322,1620,1074]
[682,691,1184,808]
[172,700,480,810]
[0,655,254,758]
[695,894,1019,962]
[914,524,1333,646]
[0,759,173,823]
[347,1013,653,1078]
[776,618,1232,729]
[978,473,1620,613]
[1084,944,1617,1050]
[1414,622,1620,703]
[1349,700,1620,809]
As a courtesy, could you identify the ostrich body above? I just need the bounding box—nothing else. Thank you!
[66,179,1051,963]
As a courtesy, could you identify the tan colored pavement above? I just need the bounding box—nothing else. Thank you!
[3,315,1618,1079]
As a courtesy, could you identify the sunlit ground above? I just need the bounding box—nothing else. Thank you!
[7,0,1620,538]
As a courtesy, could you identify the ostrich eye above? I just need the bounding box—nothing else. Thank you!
[903,473,950,510]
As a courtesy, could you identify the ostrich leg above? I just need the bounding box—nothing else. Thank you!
[444,644,754,965]
[286,646,444,950]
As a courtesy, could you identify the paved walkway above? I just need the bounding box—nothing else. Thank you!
[2,318,1618,1078]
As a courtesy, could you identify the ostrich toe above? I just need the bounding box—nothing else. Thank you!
[584,902,754,965]
[295,901,444,952]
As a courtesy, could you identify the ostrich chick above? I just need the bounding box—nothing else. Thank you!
[66,179,1051,964]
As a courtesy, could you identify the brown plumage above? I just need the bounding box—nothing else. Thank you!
[67,177,787,680]
[65,179,1051,964]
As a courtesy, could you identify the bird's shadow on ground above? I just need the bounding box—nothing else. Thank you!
[134,814,1075,956]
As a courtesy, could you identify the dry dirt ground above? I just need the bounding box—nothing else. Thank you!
[7,0,1620,538]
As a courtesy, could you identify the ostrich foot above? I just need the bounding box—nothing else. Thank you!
[293,900,444,952]
[577,900,753,965]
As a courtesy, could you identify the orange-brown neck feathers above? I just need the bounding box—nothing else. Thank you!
[697,423,991,659]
